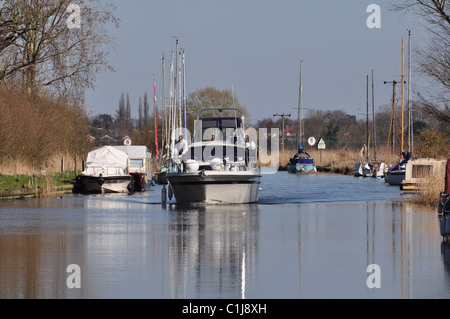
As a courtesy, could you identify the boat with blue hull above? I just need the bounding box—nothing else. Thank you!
[287,144,317,173]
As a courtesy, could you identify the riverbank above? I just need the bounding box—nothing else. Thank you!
[0,171,76,200]
[0,152,445,209]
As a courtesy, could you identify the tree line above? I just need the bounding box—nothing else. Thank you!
[91,86,449,160]
[255,102,448,158]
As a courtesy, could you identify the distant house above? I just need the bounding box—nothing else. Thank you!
[284,125,296,137]
[100,134,114,141]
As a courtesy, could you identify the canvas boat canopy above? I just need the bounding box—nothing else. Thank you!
[82,146,129,176]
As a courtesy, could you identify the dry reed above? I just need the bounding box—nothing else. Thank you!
[0,90,91,175]
[411,166,446,207]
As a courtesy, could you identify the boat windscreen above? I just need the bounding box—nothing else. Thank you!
[200,117,242,129]
[193,117,245,143]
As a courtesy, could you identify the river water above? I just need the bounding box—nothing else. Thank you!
[0,171,447,300]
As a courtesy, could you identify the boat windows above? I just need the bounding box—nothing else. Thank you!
[129,159,144,168]
[186,145,247,163]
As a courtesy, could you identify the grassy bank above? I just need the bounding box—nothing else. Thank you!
[0,170,76,199]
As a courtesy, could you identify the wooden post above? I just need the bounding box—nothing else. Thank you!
[74,155,78,177]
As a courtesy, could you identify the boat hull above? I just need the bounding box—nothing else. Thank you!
[384,170,405,185]
[370,162,385,178]
[287,163,317,173]
[130,172,151,192]
[353,162,371,177]
[73,174,135,194]
[167,171,261,204]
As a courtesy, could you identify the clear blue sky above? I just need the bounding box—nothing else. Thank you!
[84,0,427,125]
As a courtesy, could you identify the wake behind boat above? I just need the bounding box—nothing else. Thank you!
[164,108,261,204]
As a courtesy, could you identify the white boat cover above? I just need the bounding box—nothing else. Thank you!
[82,146,129,176]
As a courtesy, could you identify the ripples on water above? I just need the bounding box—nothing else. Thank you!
[258,171,405,204]
[0,171,447,300]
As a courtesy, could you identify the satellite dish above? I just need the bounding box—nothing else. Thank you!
[124,138,132,146]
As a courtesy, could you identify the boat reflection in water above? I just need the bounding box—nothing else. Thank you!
[0,175,447,299]
[162,203,259,299]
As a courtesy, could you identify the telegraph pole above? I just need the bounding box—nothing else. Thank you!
[273,113,291,152]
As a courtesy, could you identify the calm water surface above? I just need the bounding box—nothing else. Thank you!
[0,171,447,299]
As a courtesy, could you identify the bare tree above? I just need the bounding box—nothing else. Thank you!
[185,87,251,136]
[0,0,119,103]
[391,1,449,125]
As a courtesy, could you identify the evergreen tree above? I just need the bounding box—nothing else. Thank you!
[126,93,131,120]
[144,92,149,126]
[138,96,143,129]
[118,92,125,119]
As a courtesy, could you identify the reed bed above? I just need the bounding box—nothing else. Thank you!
[273,147,402,171]
[411,167,446,208]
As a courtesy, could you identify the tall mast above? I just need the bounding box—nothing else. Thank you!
[182,49,186,138]
[372,69,376,160]
[169,51,175,156]
[366,74,369,160]
[174,38,180,130]
[407,30,413,154]
[153,77,159,158]
[296,59,303,149]
[162,54,166,155]
[384,80,397,164]
[401,36,405,157]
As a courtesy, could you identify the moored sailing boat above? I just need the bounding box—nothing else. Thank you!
[384,36,410,186]
[354,73,377,177]
[287,59,317,174]
[288,143,317,173]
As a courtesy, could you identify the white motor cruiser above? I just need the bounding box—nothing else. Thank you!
[165,108,261,204]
